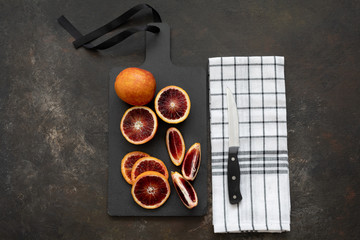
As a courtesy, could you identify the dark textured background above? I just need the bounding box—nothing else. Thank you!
[1,0,359,239]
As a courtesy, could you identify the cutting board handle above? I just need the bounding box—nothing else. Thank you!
[143,23,172,67]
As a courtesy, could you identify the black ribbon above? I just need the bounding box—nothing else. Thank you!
[57,3,162,50]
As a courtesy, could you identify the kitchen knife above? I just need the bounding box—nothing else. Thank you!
[226,88,242,204]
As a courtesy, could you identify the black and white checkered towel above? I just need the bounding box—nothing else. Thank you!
[209,56,290,233]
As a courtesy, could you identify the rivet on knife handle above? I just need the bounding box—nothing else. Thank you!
[228,146,242,204]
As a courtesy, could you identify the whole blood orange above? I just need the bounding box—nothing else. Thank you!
[131,171,170,209]
[154,85,191,124]
[171,171,198,209]
[121,151,150,185]
[166,127,185,166]
[114,67,156,106]
[131,157,169,182]
[120,106,158,145]
[181,143,201,181]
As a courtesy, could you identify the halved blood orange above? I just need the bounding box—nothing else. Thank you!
[131,171,171,209]
[120,106,158,145]
[166,127,185,166]
[181,143,201,181]
[131,157,169,182]
[121,151,150,185]
[154,85,191,124]
[171,171,198,209]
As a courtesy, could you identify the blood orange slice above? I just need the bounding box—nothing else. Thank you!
[171,171,198,209]
[131,171,170,209]
[121,151,150,185]
[181,143,201,181]
[131,157,169,182]
[154,85,191,124]
[166,127,185,166]
[120,106,158,145]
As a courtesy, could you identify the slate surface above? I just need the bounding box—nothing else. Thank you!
[108,23,208,216]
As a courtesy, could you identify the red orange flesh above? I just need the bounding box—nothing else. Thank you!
[181,143,201,181]
[171,171,198,209]
[120,106,158,145]
[121,151,150,184]
[131,171,170,209]
[131,157,169,182]
[166,127,185,166]
[154,86,191,124]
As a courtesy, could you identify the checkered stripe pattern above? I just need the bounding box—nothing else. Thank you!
[209,56,290,233]
[209,56,288,175]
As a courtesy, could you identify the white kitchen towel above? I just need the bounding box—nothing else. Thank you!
[209,56,290,233]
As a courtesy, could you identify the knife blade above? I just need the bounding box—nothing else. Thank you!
[226,88,242,204]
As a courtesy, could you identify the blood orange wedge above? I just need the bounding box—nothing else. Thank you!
[181,143,201,181]
[154,85,191,124]
[131,157,169,182]
[131,171,170,209]
[121,151,150,185]
[120,106,158,145]
[166,127,185,166]
[171,171,198,209]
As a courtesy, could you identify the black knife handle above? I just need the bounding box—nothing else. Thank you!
[228,146,242,204]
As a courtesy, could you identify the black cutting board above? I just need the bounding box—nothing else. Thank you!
[108,23,208,216]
